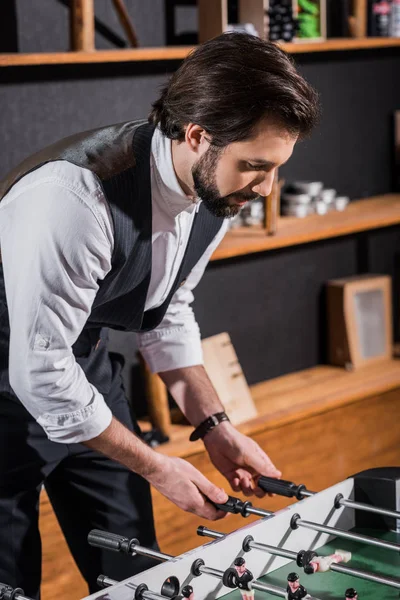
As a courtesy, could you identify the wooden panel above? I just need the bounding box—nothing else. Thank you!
[211,194,400,261]
[198,0,227,44]
[1,38,400,68]
[202,332,257,425]
[349,0,368,38]
[148,360,400,459]
[239,0,266,38]
[395,111,400,192]
[0,47,195,67]
[112,0,139,48]
[70,0,95,52]
[152,388,400,556]
[139,353,171,436]
[284,36,400,53]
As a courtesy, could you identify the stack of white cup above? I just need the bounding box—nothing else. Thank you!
[281,181,349,217]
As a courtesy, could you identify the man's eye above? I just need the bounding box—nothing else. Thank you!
[246,163,264,171]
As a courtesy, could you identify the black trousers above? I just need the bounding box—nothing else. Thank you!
[0,351,158,600]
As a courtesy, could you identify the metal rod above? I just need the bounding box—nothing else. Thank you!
[98,575,119,588]
[199,565,226,578]
[132,543,173,562]
[199,526,296,560]
[296,518,400,552]
[247,506,273,517]
[97,574,166,598]
[141,590,168,600]
[253,578,322,600]
[198,527,225,539]
[299,489,314,498]
[339,497,400,521]
[200,527,400,590]
[251,580,286,597]
[199,565,288,598]
[247,540,296,560]
[97,533,321,599]
[298,487,400,520]
[330,564,400,589]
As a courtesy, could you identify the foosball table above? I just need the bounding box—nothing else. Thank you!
[2,468,399,600]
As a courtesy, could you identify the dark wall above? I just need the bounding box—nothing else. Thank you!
[1,1,400,409]
[282,51,400,199]
[194,227,400,386]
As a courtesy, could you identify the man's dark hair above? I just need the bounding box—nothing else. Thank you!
[149,32,319,146]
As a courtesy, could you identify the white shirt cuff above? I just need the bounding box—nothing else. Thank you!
[138,325,204,373]
[37,388,113,444]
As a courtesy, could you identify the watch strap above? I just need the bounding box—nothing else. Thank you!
[189,411,230,442]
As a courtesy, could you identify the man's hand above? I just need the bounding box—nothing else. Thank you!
[203,421,281,498]
[147,454,229,520]
[83,416,229,520]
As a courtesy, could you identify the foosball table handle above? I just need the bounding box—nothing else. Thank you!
[258,476,306,499]
[211,495,252,517]
[87,529,137,554]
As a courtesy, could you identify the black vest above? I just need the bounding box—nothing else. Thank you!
[0,121,224,398]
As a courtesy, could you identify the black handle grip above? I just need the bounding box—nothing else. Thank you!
[88,529,132,553]
[210,495,252,517]
[211,496,241,513]
[258,476,305,499]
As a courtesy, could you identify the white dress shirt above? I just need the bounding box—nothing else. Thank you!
[0,126,228,444]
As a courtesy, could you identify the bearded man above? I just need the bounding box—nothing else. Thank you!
[0,32,318,599]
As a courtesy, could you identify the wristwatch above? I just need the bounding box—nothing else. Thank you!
[189,411,230,442]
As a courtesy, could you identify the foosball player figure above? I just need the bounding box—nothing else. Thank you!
[345,588,358,600]
[234,557,254,600]
[303,549,352,574]
[181,585,194,600]
[286,572,308,600]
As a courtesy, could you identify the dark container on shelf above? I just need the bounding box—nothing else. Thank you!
[326,0,351,37]
[368,0,392,36]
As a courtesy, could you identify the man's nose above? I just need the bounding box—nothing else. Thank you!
[251,172,275,197]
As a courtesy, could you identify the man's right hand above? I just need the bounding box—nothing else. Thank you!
[83,417,229,521]
[147,454,229,520]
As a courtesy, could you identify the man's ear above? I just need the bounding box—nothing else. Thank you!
[184,123,209,153]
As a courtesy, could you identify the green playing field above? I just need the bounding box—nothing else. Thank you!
[221,529,400,599]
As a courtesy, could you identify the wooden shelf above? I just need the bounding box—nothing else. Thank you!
[1,38,400,67]
[211,194,400,261]
[141,358,400,460]
[282,36,400,53]
[0,46,195,67]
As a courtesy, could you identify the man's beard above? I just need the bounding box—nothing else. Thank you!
[192,145,258,218]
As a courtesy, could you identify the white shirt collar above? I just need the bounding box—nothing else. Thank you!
[151,125,198,218]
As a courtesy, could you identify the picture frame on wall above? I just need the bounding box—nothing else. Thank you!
[327,274,393,371]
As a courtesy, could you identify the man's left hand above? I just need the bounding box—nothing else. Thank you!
[203,421,281,498]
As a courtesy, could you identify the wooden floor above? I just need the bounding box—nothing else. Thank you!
[38,362,400,600]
